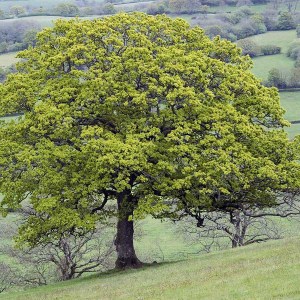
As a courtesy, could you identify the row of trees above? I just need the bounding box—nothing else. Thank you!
[0,3,115,18]
[265,67,300,88]
[0,20,40,54]
[1,12,300,292]
[287,40,300,66]
[199,8,298,42]
[237,39,281,57]
[149,0,298,15]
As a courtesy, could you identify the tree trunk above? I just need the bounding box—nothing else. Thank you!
[114,193,143,269]
[231,211,243,248]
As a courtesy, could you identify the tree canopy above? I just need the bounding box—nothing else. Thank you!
[0,13,298,269]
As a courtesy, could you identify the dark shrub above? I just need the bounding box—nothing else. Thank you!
[236,38,261,57]
[277,12,296,30]
[287,42,300,60]
[261,45,281,55]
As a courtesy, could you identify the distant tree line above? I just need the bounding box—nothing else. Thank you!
[0,2,116,18]
[197,7,299,42]
[265,67,300,89]
[287,39,300,66]
[0,20,40,54]
[237,39,281,57]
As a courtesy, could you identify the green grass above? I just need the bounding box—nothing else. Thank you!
[280,91,300,121]
[0,0,106,11]
[247,30,297,53]
[0,15,104,27]
[208,4,267,13]
[279,91,300,138]
[284,123,300,138]
[0,16,72,27]
[244,31,300,138]
[0,0,147,11]
[0,52,19,68]
[115,0,154,11]
[251,54,295,81]
[135,218,205,262]
[2,237,300,300]
[249,30,297,81]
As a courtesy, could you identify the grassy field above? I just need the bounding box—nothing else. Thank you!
[279,91,300,138]
[1,237,300,300]
[280,91,300,121]
[0,0,106,10]
[0,0,148,11]
[248,30,297,53]
[252,54,295,81]
[245,30,300,138]
[0,15,105,27]
[209,4,267,13]
[249,30,297,81]
[0,52,19,68]
[115,1,154,11]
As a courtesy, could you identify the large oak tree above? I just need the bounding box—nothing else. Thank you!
[0,13,298,269]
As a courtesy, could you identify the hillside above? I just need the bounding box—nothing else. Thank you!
[2,238,300,300]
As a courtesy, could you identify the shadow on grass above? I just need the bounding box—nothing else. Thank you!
[82,260,183,282]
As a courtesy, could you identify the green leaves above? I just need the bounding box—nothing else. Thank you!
[0,13,298,245]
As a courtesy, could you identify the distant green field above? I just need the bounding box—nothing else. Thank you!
[115,0,154,11]
[209,4,267,13]
[248,30,297,53]
[280,91,300,121]
[248,30,297,80]
[0,0,148,11]
[0,15,104,27]
[0,52,19,68]
[135,218,210,262]
[279,91,300,138]
[251,54,295,80]
[0,15,71,27]
[0,0,106,10]
[3,238,300,300]
[245,31,300,137]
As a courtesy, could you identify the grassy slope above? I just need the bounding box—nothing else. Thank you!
[2,238,300,300]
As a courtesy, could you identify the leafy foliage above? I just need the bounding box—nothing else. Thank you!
[0,13,298,257]
[277,12,296,30]
[54,3,80,17]
[237,38,261,57]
